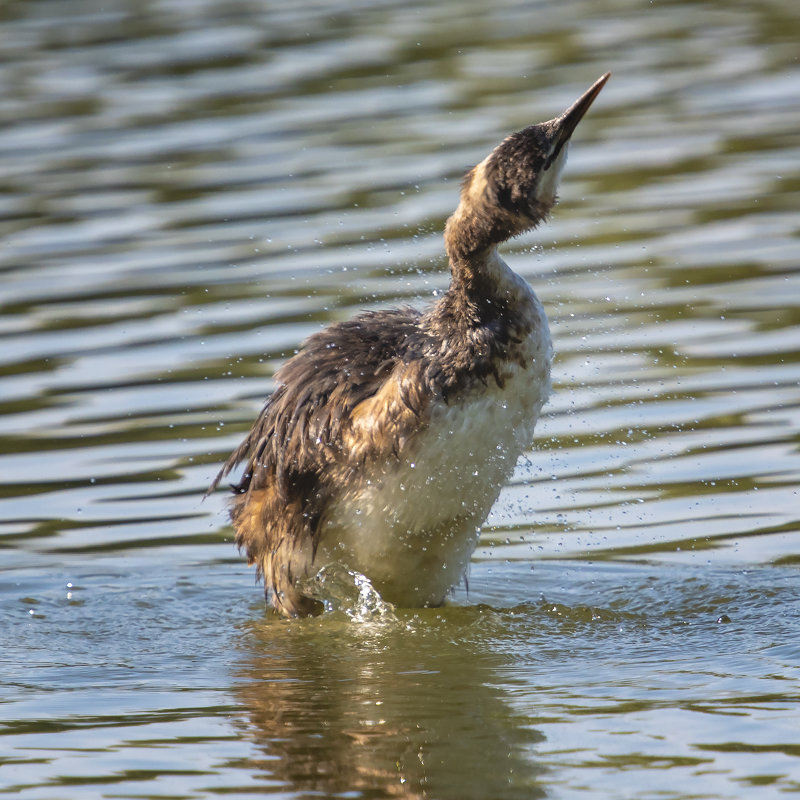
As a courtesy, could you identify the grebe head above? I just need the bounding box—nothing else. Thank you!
[446,73,610,262]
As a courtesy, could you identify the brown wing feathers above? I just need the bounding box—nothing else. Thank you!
[211,308,427,614]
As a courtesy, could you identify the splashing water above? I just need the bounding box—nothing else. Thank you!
[299,563,399,623]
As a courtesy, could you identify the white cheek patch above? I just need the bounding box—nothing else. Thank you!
[466,157,491,205]
[537,143,569,203]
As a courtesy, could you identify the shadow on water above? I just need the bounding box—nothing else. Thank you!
[233,610,546,800]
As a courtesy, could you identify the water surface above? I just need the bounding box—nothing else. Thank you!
[1,0,799,797]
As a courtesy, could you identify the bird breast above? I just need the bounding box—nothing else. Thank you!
[315,292,553,607]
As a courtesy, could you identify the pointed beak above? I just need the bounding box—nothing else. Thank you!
[545,72,610,168]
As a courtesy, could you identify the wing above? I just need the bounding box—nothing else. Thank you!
[210,307,430,614]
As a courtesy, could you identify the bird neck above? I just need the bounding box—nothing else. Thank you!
[443,201,522,307]
[447,245,516,304]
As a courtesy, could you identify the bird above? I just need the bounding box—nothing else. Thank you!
[210,73,610,617]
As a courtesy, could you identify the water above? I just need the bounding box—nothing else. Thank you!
[1,0,799,797]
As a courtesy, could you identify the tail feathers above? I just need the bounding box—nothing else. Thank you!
[230,484,322,617]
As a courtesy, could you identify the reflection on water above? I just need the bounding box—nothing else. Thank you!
[232,561,800,799]
[1,0,800,796]
[235,616,545,800]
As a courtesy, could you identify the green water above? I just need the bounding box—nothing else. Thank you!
[1,0,799,797]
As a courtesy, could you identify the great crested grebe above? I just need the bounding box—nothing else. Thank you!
[211,73,610,617]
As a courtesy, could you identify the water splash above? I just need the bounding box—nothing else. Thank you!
[299,563,398,623]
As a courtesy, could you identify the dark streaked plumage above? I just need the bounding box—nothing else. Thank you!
[211,73,610,616]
